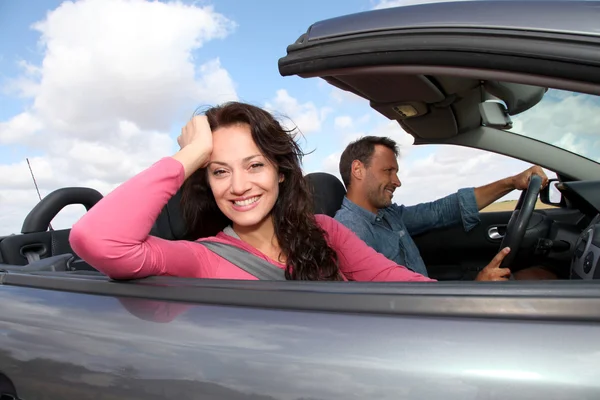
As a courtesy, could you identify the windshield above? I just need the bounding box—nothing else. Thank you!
[509,88,600,163]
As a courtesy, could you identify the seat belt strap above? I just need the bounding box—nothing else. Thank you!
[24,251,41,264]
[196,240,287,280]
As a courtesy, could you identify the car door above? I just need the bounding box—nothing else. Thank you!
[413,206,585,280]
[3,270,600,400]
[402,147,586,280]
[413,209,521,280]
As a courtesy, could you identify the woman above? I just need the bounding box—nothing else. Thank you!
[70,102,438,282]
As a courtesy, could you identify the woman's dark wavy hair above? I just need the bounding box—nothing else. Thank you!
[180,101,342,281]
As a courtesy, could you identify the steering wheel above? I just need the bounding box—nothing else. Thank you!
[498,174,543,270]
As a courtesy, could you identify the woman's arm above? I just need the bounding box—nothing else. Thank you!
[316,215,436,282]
[69,157,210,279]
[70,116,214,280]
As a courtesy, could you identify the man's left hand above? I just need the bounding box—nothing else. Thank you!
[511,165,549,191]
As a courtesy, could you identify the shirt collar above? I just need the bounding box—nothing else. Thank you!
[341,197,386,224]
[223,225,240,239]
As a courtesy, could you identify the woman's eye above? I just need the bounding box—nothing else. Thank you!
[212,169,226,176]
[250,163,264,169]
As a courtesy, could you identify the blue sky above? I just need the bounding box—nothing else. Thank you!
[0,0,587,235]
[0,0,428,234]
[0,0,391,166]
[0,0,372,160]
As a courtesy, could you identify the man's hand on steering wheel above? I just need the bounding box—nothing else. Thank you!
[476,168,548,281]
[476,247,512,281]
[511,166,549,191]
[498,172,547,271]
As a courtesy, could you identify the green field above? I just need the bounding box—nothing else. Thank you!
[482,199,557,213]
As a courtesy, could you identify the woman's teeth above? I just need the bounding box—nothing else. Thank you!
[234,196,260,206]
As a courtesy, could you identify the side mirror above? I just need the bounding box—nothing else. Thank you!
[539,178,563,206]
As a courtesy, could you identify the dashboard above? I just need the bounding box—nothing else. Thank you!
[571,214,600,279]
[557,180,600,280]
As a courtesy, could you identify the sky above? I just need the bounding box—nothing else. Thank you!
[0,0,594,236]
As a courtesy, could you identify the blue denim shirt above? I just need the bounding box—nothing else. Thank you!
[334,189,480,277]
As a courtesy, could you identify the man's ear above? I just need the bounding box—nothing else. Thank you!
[351,160,365,182]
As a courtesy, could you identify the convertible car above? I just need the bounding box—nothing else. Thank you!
[1,1,600,399]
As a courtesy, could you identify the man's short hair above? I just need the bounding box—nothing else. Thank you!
[339,136,399,188]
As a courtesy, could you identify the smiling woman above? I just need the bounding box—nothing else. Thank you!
[178,102,342,280]
[68,101,434,283]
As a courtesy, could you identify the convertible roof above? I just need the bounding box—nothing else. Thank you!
[279,0,600,143]
[276,0,600,182]
[303,0,600,42]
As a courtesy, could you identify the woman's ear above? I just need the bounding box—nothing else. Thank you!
[279,173,284,183]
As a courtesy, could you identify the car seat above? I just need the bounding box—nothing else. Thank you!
[304,172,346,217]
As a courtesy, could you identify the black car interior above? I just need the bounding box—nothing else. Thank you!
[0,188,103,266]
[0,172,348,274]
[0,164,596,282]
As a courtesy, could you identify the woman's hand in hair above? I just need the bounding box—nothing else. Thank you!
[177,115,213,150]
[173,115,213,179]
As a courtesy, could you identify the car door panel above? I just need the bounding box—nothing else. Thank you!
[2,279,600,399]
[0,286,600,400]
[415,207,584,280]
[413,211,513,280]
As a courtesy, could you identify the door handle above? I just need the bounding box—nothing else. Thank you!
[488,226,505,240]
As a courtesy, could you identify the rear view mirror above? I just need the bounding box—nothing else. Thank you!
[483,81,547,115]
[540,178,563,206]
[480,101,512,129]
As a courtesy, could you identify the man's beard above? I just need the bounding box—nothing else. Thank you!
[367,188,392,210]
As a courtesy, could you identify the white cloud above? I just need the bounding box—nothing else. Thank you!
[321,152,343,179]
[307,116,415,182]
[370,119,415,148]
[510,91,600,163]
[357,114,372,124]
[265,89,332,135]
[0,0,238,235]
[330,86,368,104]
[395,145,531,206]
[336,119,415,159]
[0,112,43,144]
[0,158,57,190]
[335,116,354,129]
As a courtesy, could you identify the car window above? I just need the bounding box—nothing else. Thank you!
[396,144,558,212]
[509,88,600,164]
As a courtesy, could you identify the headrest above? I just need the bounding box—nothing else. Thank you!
[305,172,347,217]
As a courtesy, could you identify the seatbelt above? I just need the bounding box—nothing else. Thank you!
[196,240,287,280]
[24,251,41,264]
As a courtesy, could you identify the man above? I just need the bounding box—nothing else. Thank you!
[334,136,551,281]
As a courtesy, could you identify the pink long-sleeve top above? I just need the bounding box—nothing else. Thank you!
[69,157,435,282]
